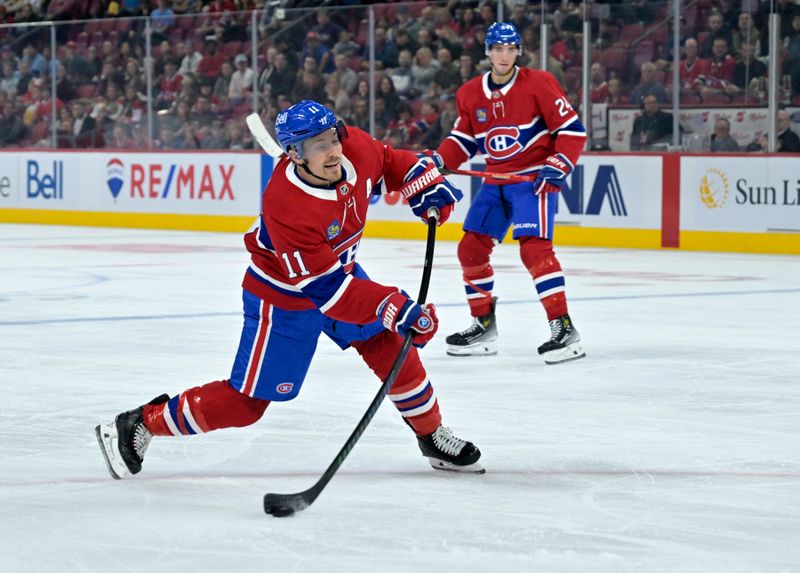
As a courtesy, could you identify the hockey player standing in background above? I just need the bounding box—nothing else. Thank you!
[432,22,587,364]
[96,100,484,479]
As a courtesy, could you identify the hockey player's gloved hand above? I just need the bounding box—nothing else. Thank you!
[378,291,439,348]
[417,150,445,169]
[400,157,462,226]
[532,153,573,195]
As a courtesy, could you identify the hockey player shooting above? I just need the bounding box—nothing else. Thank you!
[96,100,484,483]
[430,22,587,364]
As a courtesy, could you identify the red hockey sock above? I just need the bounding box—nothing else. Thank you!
[143,379,270,436]
[519,236,568,320]
[458,231,496,317]
[353,331,441,436]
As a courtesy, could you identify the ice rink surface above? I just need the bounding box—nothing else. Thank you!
[1,223,799,573]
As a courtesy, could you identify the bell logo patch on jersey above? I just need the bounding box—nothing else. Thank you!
[476,109,488,123]
[327,220,341,240]
[485,126,523,160]
[277,382,294,394]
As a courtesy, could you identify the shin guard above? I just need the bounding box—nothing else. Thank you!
[143,379,270,436]
[353,331,441,436]
[519,236,568,320]
[458,231,497,317]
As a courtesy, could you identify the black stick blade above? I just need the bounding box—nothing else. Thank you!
[264,492,309,517]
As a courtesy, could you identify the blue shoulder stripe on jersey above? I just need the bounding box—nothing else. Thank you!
[552,117,586,136]
[449,133,478,156]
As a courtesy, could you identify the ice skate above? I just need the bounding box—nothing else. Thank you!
[445,297,498,356]
[95,394,168,479]
[537,314,585,365]
[417,425,485,473]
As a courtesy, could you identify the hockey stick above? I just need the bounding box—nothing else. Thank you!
[441,167,537,184]
[246,112,283,158]
[245,113,538,185]
[264,210,439,517]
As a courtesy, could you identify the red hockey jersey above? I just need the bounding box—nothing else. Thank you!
[242,127,418,326]
[437,67,586,181]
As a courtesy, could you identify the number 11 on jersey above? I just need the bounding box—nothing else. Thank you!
[281,250,310,278]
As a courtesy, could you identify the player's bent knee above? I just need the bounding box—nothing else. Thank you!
[519,236,555,271]
[457,231,495,268]
[353,331,426,384]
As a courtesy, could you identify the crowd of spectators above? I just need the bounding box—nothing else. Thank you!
[1,0,799,151]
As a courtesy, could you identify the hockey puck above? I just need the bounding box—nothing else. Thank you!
[266,505,295,518]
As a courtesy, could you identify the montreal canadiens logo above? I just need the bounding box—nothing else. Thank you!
[485,126,523,160]
[277,382,294,394]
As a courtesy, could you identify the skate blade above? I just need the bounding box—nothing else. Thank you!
[542,342,586,365]
[95,424,126,480]
[427,458,486,474]
[446,342,498,357]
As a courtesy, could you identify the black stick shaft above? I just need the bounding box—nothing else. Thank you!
[264,215,439,514]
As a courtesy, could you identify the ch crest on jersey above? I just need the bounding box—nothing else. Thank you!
[327,220,341,240]
[485,126,523,160]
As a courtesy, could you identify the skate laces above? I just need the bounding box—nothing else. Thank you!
[132,424,153,461]
[459,317,486,337]
[549,317,564,341]
[432,426,466,456]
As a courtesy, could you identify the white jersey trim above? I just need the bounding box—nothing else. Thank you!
[284,153,358,201]
[481,67,519,100]
[319,273,354,313]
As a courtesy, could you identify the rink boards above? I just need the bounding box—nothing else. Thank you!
[0,149,797,254]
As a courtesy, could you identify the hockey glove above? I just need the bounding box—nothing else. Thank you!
[532,153,573,195]
[378,291,439,348]
[399,157,462,226]
[418,150,445,169]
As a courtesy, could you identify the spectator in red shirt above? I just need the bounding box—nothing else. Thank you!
[196,40,228,81]
[697,37,737,101]
[679,38,704,100]
[589,62,610,103]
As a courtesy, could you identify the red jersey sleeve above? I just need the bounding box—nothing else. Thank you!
[531,71,586,167]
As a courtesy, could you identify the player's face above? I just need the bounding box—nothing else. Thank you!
[488,44,519,76]
[299,128,343,184]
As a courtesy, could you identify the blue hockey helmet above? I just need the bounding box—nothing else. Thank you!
[275,100,343,156]
[485,22,522,55]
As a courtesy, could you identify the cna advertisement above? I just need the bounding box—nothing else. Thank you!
[368,155,662,230]
[681,156,800,233]
[12,152,261,215]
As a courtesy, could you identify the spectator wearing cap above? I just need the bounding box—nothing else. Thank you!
[228,53,254,100]
[196,39,227,81]
[301,31,333,74]
[63,41,93,82]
